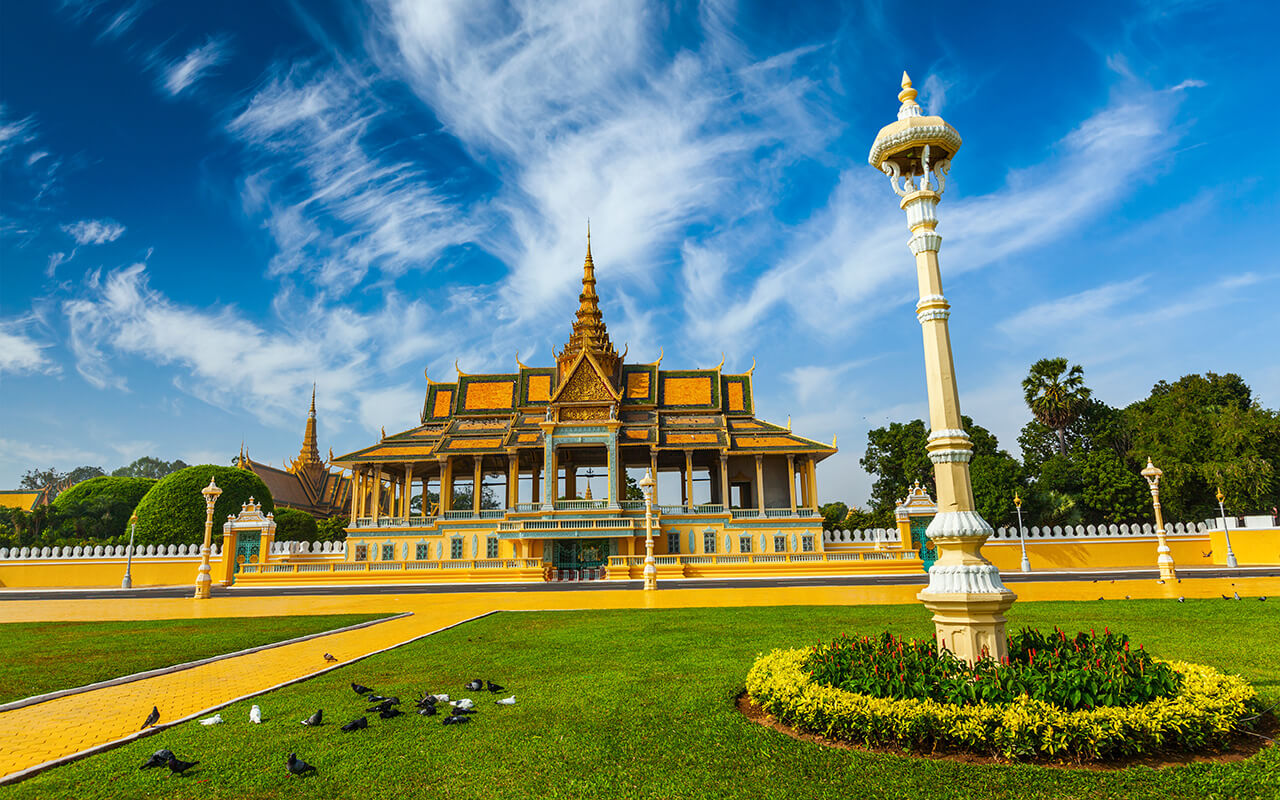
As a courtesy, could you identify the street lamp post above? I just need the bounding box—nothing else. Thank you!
[122,512,138,589]
[1015,493,1030,573]
[639,469,657,590]
[194,477,222,599]
[1140,458,1177,581]
[869,71,1015,664]
[1216,487,1239,568]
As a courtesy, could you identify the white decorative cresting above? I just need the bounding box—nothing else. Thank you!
[869,124,962,172]
[925,509,993,539]
[927,428,968,441]
[923,563,1009,594]
[916,308,951,323]
[908,231,943,254]
[928,448,972,464]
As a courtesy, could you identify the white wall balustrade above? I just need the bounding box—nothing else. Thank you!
[0,542,223,560]
[823,521,1211,545]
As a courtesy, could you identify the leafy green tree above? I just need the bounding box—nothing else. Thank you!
[273,507,319,542]
[1018,398,1130,476]
[51,476,156,541]
[1077,449,1151,525]
[969,452,1026,529]
[316,516,348,543]
[1022,358,1091,455]
[861,416,1000,516]
[20,466,106,496]
[820,502,850,530]
[132,465,274,546]
[111,457,190,479]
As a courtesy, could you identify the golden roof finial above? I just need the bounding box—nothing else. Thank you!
[786,415,792,432]
[380,426,386,440]
[309,382,316,417]
[897,70,922,120]
[586,218,592,262]
[583,482,593,500]
[559,221,619,381]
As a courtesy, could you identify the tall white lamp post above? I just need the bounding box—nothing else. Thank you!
[1015,493,1030,573]
[1216,486,1239,568]
[869,72,1014,664]
[639,469,657,590]
[122,512,138,589]
[1140,458,1177,580]
[194,477,222,599]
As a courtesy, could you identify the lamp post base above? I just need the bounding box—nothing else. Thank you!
[918,590,1017,665]
[1019,555,1031,573]
[122,576,132,589]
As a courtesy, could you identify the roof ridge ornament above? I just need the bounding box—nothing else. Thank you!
[898,71,922,120]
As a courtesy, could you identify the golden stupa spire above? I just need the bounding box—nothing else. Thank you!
[897,70,922,120]
[558,222,620,380]
[289,383,323,475]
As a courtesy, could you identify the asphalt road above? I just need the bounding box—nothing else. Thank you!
[2,566,1276,601]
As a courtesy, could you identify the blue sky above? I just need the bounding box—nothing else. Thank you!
[2,0,1278,507]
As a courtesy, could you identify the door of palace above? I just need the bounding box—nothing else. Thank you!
[552,539,608,578]
[909,517,937,573]
[234,531,261,579]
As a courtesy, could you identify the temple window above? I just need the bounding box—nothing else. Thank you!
[450,537,463,559]
[415,543,429,560]
[355,544,368,561]
[739,535,753,553]
[486,536,499,558]
[381,544,394,561]
[667,532,680,554]
[802,535,815,552]
[703,530,716,553]
[774,534,787,553]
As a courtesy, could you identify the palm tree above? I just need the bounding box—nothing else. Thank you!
[1022,358,1091,455]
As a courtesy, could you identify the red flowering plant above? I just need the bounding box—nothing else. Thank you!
[803,627,1181,711]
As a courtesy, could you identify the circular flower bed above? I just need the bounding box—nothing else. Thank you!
[745,630,1259,762]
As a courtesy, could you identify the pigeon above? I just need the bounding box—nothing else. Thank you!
[495,695,516,706]
[486,682,506,693]
[324,653,338,663]
[418,705,438,716]
[379,707,403,719]
[465,679,484,691]
[415,694,437,709]
[1156,580,1165,584]
[442,714,471,725]
[367,694,396,704]
[141,706,160,730]
[366,699,397,713]
[1124,595,1131,600]
[287,753,317,777]
[250,704,262,723]
[450,698,475,711]
[351,683,373,696]
[1233,592,1241,600]
[301,710,323,726]
[450,706,477,715]
[341,716,368,732]
[1178,596,1185,602]
[1261,596,1268,601]
[1203,550,1213,558]
[199,714,223,726]
[166,754,199,776]
[1222,594,1231,600]
[431,694,449,703]
[140,749,174,770]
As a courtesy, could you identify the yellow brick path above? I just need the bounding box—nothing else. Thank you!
[2,574,1277,782]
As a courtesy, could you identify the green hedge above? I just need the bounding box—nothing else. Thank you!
[273,507,318,542]
[47,476,156,540]
[132,465,273,546]
[746,648,1258,762]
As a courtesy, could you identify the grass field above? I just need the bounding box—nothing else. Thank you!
[0,614,388,705]
[8,599,1280,799]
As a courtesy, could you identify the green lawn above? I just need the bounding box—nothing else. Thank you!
[0,614,388,705]
[9,600,1280,799]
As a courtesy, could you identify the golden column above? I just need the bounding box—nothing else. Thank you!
[194,477,222,599]
[1140,458,1177,580]
[870,72,1015,663]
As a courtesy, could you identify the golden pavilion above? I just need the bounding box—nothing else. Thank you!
[331,235,843,580]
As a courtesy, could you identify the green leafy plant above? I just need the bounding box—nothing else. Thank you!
[132,465,274,546]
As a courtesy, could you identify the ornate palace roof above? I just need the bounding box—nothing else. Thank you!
[237,389,351,518]
[333,235,836,467]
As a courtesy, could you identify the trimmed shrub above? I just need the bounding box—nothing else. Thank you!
[316,516,348,543]
[273,507,319,543]
[133,465,274,546]
[45,476,157,541]
[747,648,1258,762]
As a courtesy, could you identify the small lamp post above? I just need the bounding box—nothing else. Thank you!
[122,512,138,589]
[194,477,222,599]
[639,469,657,590]
[1014,493,1030,573]
[1216,486,1239,568]
[1140,458,1177,581]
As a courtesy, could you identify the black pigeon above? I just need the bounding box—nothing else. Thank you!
[451,706,477,715]
[341,716,368,732]
[1261,596,1268,601]
[166,755,199,776]
[442,714,471,725]
[366,694,393,703]
[465,679,484,691]
[415,695,437,709]
[379,707,403,719]
[141,706,159,730]
[301,710,323,726]
[140,749,174,770]
[418,705,438,716]
[287,753,318,777]
[324,653,338,663]
[1223,594,1231,600]
[486,681,506,693]
[351,683,372,696]
[366,699,396,713]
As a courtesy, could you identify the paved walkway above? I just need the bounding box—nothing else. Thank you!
[2,574,1278,782]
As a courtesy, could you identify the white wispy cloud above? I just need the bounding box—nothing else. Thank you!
[998,276,1148,339]
[0,316,59,376]
[61,218,126,245]
[161,35,231,97]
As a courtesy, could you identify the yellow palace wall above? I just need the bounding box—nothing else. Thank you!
[978,536,1218,571]
[0,557,201,589]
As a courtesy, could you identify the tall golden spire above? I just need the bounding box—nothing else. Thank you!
[558,223,619,380]
[289,383,323,474]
